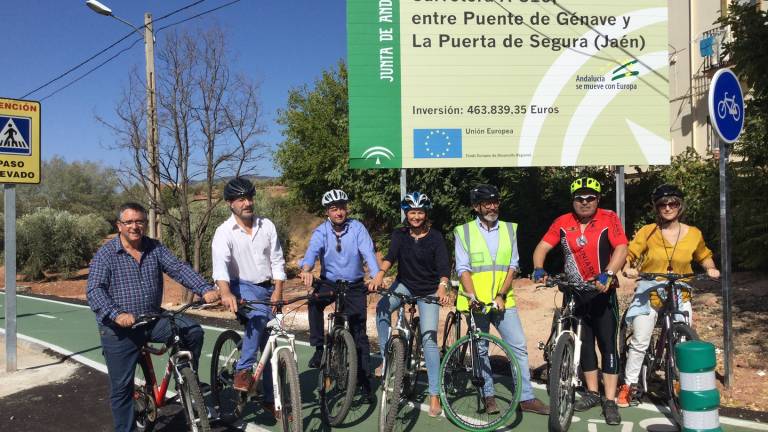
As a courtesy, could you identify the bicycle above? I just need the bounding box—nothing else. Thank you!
[538,274,598,432]
[131,302,210,432]
[210,295,311,432]
[438,292,522,431]
[315,279,372,426]
[378,289,442,432]
[619,272,704,425]
[717,92,741,121]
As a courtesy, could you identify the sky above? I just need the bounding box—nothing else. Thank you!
[2,0,347,178]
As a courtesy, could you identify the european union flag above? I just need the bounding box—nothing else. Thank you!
[413,129,462,159]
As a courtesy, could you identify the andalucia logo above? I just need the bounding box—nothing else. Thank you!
[612,60,639,81]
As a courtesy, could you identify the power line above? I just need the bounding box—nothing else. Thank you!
[20,0,211,100]
[34,0,243,102]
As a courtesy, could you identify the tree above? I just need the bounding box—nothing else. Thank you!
[13,157,119,221]
[100,26,267,280]
[717,2,768,270]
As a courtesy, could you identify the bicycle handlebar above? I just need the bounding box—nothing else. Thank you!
[132,301,203,328]
[239,294,315,310]
[637,272,708,282]
[543,274,598,291]
[377,289,442,305]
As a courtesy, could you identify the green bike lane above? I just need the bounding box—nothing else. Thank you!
[2,292,765,432]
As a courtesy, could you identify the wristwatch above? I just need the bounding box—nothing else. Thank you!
[605,270,615,276]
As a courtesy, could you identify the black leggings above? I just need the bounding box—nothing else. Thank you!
[577,290,620,374]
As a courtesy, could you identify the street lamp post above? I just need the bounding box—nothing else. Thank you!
[86,0,160,239]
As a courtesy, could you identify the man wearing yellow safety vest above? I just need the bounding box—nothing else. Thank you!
[454,184,549,416]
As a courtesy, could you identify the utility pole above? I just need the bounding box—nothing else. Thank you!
[144,13,159,239]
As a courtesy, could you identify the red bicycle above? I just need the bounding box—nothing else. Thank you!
[132,302,210,432]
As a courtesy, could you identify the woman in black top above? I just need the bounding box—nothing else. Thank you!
[371,191,450,417]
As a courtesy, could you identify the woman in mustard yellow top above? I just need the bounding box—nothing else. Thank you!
[616,184,720,407]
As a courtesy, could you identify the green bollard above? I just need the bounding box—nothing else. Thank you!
[676,340,722,432]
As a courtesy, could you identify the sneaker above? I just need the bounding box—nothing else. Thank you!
[308,347,323,369]
[602,399,621,425]
[573,390,601,411]
[359,383,375,404]
[484,396,500,415]
[616,384,637,408]
[233,369,253,392]
[520,398,550,415]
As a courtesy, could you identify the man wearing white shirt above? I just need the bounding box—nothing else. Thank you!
[212,177,286,418]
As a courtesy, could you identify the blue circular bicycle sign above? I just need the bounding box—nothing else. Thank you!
[708,68,745,143]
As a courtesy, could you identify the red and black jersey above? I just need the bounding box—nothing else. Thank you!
[541,208,627,282]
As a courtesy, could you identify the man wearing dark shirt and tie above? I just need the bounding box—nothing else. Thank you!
[87,202,218,432]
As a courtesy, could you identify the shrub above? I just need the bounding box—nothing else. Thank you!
[16,208,111,280]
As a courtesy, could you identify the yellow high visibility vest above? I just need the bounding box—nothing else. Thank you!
[455,221,517,312]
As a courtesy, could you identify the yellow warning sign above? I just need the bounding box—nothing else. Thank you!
[0,97,40,184]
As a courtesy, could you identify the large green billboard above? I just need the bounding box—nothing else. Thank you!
[348,0,670,168]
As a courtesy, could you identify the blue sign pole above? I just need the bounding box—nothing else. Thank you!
[708,68,744,389]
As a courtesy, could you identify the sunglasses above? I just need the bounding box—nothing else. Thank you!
[335,235,342,253]
[573,195,598,203]
[656,201,681,210]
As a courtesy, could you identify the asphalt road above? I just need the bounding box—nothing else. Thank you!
[2,292,766,432]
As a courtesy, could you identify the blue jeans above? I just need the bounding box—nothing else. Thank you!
[99,315,204,432]
[473,308,536,401]
[376,282,441,396]
[231,280,274,402]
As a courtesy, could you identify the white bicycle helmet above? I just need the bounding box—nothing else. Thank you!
[321,189,349,207]
[401,191,432,211]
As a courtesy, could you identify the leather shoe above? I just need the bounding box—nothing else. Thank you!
[520,398,550,415]
[484,396,500,414]
[233,369,253,392]
[308,348,323,369]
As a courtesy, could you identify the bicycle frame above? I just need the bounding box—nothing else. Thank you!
[643,276,694,381]
[137,343,195,408]
[551,292,584,390]
[325,280,351,340]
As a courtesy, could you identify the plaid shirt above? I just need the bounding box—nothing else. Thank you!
[87,236,214,325]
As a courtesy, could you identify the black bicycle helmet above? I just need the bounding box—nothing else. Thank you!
[470,184,499,205]
[651,184,684,203]
[223,177,255,201]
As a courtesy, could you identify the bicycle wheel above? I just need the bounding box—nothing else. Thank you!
[319,329,358,426]
[666,322,699,425]
[404,318,425,399]
[210,330,245,421]
[543,309,561,393]
[177,365,211,432]
[379,336,406,432]
[439,333,522,432]
[134,357,158,432]
[276,348,302,432]
[548,333,576,432]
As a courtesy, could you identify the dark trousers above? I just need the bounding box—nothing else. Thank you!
[308,280,371,387]
[98,315,204,432]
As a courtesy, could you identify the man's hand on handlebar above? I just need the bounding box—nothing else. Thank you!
[220,292,238,314]
[300,269,314,290]
[115,312,135,328]
[202,289,220,304]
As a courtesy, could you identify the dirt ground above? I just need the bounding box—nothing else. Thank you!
[3,265,766,416]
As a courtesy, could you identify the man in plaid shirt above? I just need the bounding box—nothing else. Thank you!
[87,202,218,432]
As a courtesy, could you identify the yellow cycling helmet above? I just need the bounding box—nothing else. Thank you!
[570,177,601,195]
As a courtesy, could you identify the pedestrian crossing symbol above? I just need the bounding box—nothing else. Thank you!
[0,116,31,155]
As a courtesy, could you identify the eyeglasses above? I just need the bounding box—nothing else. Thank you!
[573,195,598,203]
[119,219,147,227]
[479,200,500,208]
[335,235,342,253]
[656,201,681,210]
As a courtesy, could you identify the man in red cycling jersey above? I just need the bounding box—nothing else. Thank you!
[532,177,628,426]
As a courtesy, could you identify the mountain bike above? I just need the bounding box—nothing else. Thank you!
[316,279,371,426]
[438,292,522,431]
[378,289,441,432]
[619,272,704,425]
[132,302,210,432]
[539,274,598,432]
[210,295,311,432]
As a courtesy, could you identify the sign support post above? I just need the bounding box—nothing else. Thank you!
[4,185,17,372]
[707,68,744,389]
[718,138,733,388]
